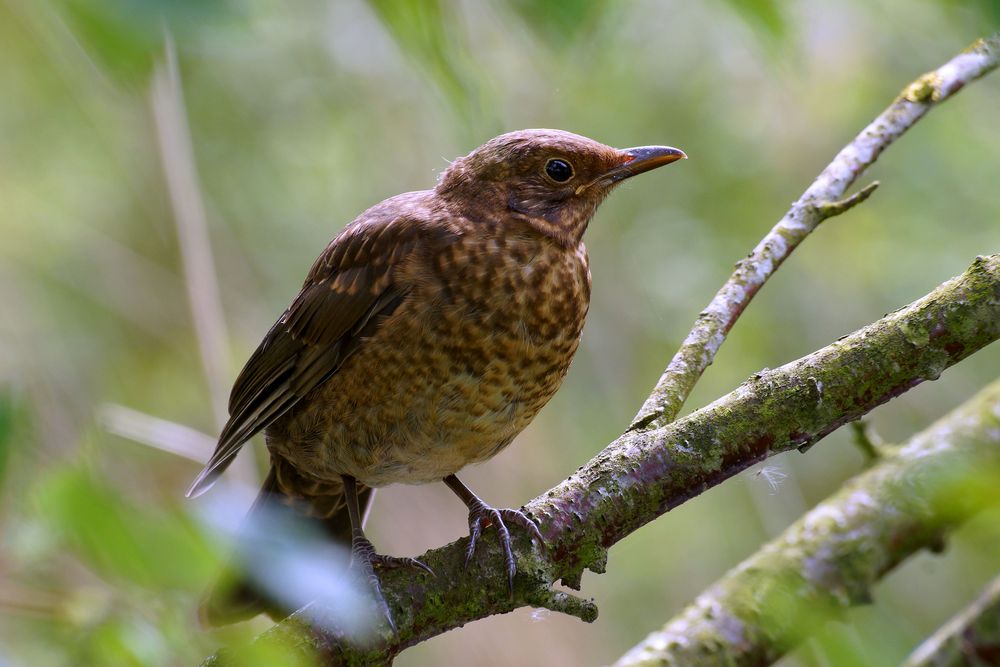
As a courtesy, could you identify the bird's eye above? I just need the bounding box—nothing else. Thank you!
[544,158,574,183]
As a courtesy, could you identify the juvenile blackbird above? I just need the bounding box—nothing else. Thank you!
[187,129,684,627]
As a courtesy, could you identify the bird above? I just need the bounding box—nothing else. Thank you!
[186,128,685,628]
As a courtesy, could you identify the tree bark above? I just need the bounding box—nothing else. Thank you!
[613,376,1000,666]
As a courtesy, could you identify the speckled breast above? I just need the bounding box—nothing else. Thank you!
[266,225,591,488]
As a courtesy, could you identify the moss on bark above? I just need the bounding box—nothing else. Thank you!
[614,375,1000,666]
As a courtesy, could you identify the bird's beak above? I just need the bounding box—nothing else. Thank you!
[600,145,687,185]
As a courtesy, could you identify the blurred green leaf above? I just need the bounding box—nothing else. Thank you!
[938,0,1000,25]
[0,389,15,492]
[808,622,873,666]
[365,0,481,126]
[924,456,1000,523]
[34,465,217,590]
[719,0,787,41]
[226,639,318,667]
[81,616,168,667]
[504,0,611,43]
[53,0,228,84]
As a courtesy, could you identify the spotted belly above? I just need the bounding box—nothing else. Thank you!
[265,229,590,489]
[265,296,582,488]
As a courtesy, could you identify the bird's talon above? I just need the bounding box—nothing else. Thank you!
[349,534,430,631]
[500,508,544,543]
[502,539,516,596]
[370,553,434,576]
[461,499,544,597]
[465,515,484,565]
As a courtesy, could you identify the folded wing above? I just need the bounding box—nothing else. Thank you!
[186,216,418,498]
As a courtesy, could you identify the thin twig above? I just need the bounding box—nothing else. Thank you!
[849,419,884,462]
[903,574,1000,667]
[150,36,258,485]
[613,378,1000,667]
[629,34,1000,432]
[150,36,231,430]
[815,181,880,217]
[97,403,215,463]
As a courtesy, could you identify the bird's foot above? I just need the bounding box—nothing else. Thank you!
[350,534,433,632]
[463,499,544,596]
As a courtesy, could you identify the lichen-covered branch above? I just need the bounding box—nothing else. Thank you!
[903,575,1000,667]
[533,256,999,586]
[206,257,1000,666]
[613,376,1000,667]
[629,33,1000,432]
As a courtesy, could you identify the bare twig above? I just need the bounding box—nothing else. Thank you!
[97,403,215,464]
[150,36,231,431]
[815,181,880,217]
[849,419,884,462]
[613,377,1000,667]
[205,256,1000,666]
[629,34,1000,432]
[151,36,259,485]
[903,573,1000,666]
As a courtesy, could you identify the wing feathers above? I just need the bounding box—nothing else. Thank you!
[187,214,422,498]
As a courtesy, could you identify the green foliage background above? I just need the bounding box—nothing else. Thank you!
[1,1,998,665]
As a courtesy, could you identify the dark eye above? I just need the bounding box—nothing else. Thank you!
[544,158,574,183]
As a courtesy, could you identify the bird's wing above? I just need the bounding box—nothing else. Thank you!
[186,213,424,498]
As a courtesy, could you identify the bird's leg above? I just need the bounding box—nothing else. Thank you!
[342,474,432,631]
[443,474,544,595]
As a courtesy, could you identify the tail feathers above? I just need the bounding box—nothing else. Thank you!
[186,467,221,499]
[200,567,284,626]
[185,441,236,498]
[200,468,373,626]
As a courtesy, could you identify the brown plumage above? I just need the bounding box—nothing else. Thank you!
[188,129,684,627]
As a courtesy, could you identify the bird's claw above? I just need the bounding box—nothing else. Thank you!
[350,534,433,631]
[463,500,544,596]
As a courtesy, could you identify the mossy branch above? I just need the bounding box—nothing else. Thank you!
[629,33,1000,433]
[613,375,1000,667]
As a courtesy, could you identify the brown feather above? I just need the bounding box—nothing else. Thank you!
[185,212,422,498]
[191,129,684,625]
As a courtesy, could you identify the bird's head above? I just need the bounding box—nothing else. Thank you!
[437,129,685,246]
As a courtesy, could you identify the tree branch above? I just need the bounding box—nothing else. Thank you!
[629,33,1000,432]
[903,574,1000,667]
[207,257,1000,666]
[612,375,1000,667]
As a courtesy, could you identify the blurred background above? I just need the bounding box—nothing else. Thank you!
[1,1,999,665]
